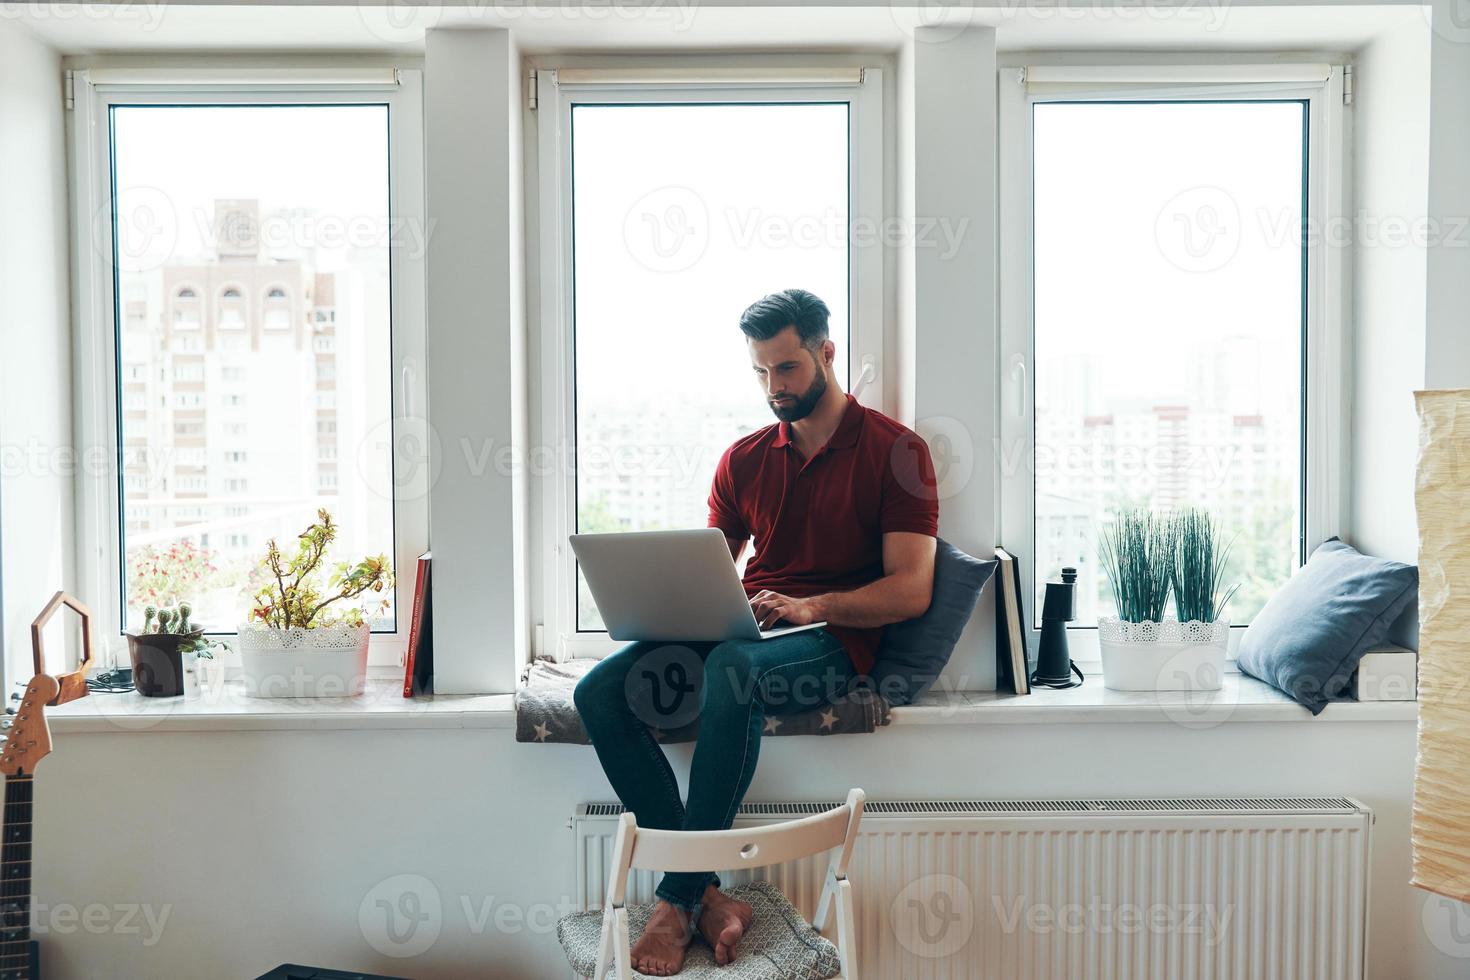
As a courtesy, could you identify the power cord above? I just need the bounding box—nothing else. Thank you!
[87,667,137,694]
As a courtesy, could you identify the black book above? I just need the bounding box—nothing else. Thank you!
[995,547,1031,695]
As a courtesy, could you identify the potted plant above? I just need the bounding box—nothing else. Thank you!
[126,603,217,698]
[237,509,393,698]
[1097,507,1235,692]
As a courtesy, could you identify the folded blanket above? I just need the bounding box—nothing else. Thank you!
[515,657,891,744]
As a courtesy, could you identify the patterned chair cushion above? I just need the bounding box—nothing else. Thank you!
[556,880,842,980]
[516,657,890,744]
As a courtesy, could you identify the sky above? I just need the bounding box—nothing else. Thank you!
[111,104,390,276]
[571,102,851,417]
[1033,100,1305,422]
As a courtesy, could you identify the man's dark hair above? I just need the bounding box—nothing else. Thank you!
[738,289,830,348]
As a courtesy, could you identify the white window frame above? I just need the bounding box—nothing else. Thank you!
[997,62,1349,662]
[70,67,428,668]
[533,66,886,660]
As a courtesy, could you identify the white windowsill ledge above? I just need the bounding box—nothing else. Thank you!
[44,668,1416,734]
[47,676,516,734]
[892,668,1418,726]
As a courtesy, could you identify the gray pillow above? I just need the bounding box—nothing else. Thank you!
[865,539,997,706]
[1236,538,1417,715]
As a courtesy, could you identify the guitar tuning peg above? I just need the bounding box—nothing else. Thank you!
[8,694,18,702]
[4,707,13,715]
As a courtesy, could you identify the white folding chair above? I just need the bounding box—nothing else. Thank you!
[588,788,865,980]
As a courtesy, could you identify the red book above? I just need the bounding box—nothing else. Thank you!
[402,553,433,697]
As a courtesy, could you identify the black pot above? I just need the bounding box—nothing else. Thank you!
[127,632,197,698]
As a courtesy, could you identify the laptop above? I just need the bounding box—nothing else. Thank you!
[569,528,827,642]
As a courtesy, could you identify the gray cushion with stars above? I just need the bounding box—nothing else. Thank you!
[556,880,843,980]
[517,657,889,744]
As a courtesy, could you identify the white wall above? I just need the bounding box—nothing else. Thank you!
[910,26,1001,692]
[0,21,74,690]
[424,29,528,693]
[1349,20,1430,589]
[33,715,1466,979]
[1425,0,1470,390]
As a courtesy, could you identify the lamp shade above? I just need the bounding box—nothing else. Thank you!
[1412,389,1470,902]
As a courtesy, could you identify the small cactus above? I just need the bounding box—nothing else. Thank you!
[143,606,157,632]
[177,603,192,633]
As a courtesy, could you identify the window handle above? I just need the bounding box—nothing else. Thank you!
[401,357,416,418]
[853,354,877,400]
[1010,355,1027,418]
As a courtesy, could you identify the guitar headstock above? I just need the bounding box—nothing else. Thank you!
[0,674,60,776]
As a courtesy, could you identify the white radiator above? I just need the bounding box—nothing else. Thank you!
[571,797,1371,980]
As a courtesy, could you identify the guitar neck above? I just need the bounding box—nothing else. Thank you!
[0,775,33,980]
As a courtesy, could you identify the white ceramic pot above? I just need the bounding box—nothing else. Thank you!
[1098,616,1229,692]
[236,623,370,698]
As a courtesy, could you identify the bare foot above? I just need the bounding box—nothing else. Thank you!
[698,883,754,966]
[630,900,694,976]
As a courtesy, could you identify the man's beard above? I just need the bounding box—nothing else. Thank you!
[768,368,828,423]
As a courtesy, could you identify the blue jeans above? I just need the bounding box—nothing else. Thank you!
[573,629,855,912]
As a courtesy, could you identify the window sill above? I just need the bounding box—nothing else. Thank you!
[889,668,1418,726]
[45,666,1417,735]
[46,675,515,734]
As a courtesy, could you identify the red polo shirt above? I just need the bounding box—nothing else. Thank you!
[707,395,939,674]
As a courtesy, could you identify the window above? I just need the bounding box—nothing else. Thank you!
[536,69,884,654]
[999,66,1345,649]
[73,70,428,667]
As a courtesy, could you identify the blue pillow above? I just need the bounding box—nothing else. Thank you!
[865,539,997,706]
[1236,538,1417,715]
